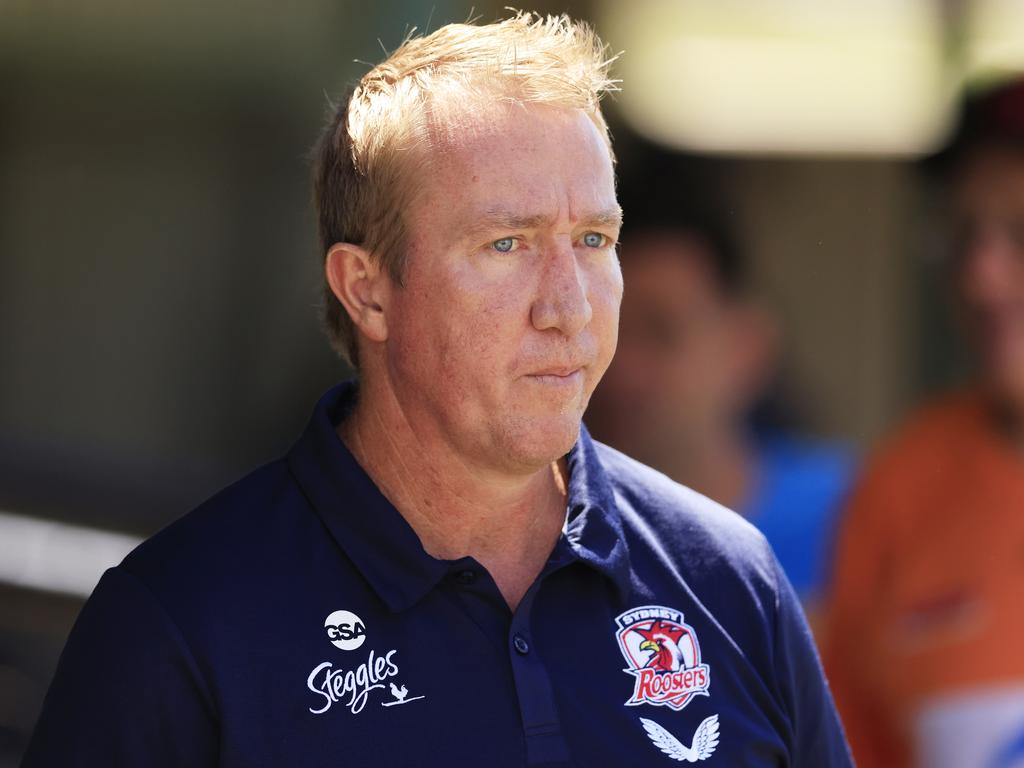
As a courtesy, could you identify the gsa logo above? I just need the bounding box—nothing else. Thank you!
[324,610,367,651]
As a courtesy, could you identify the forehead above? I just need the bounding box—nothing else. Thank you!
[955,146,1024,214]
[411,101,617,232]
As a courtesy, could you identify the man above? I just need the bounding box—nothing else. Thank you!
[25,13,850,766]
[824,78,1024,768]
[587,172,854,623]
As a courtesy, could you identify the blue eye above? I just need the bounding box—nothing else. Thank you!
[493,237,516,253]
[583,232,606,248]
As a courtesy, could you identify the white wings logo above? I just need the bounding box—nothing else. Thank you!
[639,715,720,762]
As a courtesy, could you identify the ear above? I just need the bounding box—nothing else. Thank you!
[729,301,780,401]
[324,243,390,344]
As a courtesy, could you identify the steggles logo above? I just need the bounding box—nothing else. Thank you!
[307,650,399,715]
[307,611,425,715]
[615,605,711,711]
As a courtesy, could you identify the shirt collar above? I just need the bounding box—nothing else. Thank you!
[563,421,633,598]
[287,381,631,611]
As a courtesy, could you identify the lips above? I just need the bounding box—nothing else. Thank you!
[529,366,584,378]
[523,367,587,391]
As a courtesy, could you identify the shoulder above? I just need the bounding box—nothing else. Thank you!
[594,441,778,591]
[836,390,984,547]
[866,389,979,474]
[849,389,981,510]
[124,459,294,564]
[592,441,793,678]
[118,458,316,618]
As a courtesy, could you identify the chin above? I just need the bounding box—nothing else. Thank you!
[496,411,583,470]
[986,372,1024,417]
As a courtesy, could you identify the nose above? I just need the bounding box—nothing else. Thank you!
[530,237,593,337]
[960,226,1022,306]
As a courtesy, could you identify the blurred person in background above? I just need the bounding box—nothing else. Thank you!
[824,78,1024,768]
[587,163,856,624]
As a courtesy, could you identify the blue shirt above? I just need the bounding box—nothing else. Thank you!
[24,382,851,766]
[744,434,856,601]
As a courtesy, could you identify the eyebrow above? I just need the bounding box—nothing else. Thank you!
[472,206,623,234]
[585,208,624,229]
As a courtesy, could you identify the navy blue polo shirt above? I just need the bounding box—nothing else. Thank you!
[24,382,851,766]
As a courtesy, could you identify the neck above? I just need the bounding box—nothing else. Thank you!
[986,391,1024,454]
[339,374,569,610]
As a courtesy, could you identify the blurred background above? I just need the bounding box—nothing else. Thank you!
[3,0,1023,764]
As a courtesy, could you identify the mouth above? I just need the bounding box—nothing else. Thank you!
[526,367,585,386]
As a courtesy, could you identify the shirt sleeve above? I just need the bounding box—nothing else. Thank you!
[22,565,219,768]
[770,554,854,767]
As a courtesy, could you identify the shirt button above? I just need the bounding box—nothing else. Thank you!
[513,634,530,655]
[454,569,476,585]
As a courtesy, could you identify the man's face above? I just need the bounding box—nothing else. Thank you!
[587,235,768,465]
[952,146,1024,409]
[380,103,622,473]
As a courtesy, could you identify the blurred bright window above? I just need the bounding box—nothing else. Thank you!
[967,0,1024,80]
[599,0,958,156]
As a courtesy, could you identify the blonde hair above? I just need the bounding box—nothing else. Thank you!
[312,10,619,366]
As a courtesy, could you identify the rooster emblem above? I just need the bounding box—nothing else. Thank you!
[615,605,711,711]
[640,715,720,762]
[636,621,688,672]
[380,681,425,708]
[389,683,408,702]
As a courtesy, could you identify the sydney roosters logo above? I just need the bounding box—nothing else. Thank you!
[615,605,711,711]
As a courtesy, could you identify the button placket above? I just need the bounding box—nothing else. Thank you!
[508,583,570,765]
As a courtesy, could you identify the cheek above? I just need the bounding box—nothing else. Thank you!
[388,278,454,380]
[591,266,625,353]
[395,266,522,382]
[583,269,625,403]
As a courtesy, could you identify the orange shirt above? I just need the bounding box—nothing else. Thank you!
[823,390,1024,767]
